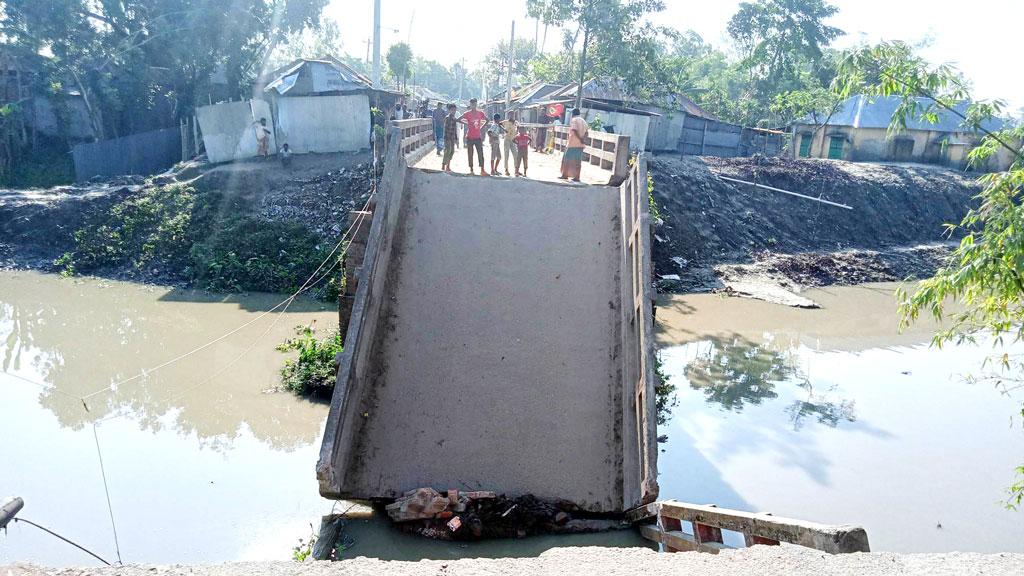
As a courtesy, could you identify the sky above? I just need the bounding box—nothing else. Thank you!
[324,0,1023,111]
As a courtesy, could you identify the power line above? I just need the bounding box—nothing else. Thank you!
[92,424,123,565]
[13,517,113,566]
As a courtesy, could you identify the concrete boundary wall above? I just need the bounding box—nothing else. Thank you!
[275,95,370,154]
[196,99,275,164]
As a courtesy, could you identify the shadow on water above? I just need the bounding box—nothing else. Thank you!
[156,286,333,314]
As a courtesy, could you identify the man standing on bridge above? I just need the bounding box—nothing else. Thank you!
[559,108,588,182]
[432,102,446,156]
[441,103,459,172]
[459,98,489,175]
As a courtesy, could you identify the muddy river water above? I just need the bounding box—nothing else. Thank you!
[2,272,1022,565]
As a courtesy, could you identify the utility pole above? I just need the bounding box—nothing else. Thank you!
[575,0,592,111]
[458,58,465,102]
[505,21,514,110]
[372,0,382,88]
[575,26,588,110]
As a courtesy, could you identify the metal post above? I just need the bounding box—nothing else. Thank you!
[372,0,382,89]
[505,21,515,111]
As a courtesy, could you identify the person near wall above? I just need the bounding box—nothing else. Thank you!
[500,110,519,176]
[253,117,271,159]
[487,113,504,176]
[459,98,489,175]
[546,116,561,153]
[280,143,292,169]
[432,102,446,156]
[559,108,588,182]
[513,126,532,177]
[441,103,460,172]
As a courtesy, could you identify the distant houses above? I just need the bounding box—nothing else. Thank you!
[792,95,1014,171]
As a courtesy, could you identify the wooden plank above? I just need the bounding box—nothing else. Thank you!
[657,501,870,553]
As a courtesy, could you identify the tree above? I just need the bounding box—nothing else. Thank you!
[269,18,343,69]
[385,42,413,92]
[728,0,843,85]
[1,0,329,140]
[835,41,1024,508]
[485,38,538,92]
[726,0,843,124]
[527,0,669,106]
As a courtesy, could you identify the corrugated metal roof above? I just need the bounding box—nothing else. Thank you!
[265,58,372,95]
[805,95,1004,133]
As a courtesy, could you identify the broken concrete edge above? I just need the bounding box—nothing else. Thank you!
[317,125,408,499]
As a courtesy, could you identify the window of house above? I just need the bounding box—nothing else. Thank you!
[799,133,812,157]
[828,136,845,160]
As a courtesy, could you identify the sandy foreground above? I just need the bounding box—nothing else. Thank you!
[6,546,1024,576]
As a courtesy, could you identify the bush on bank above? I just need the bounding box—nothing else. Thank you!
[277,325,342,395]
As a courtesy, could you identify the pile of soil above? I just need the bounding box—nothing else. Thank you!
[649,155,980,293]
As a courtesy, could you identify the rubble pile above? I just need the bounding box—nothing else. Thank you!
[385,488,626,541]
[256,162,379,242]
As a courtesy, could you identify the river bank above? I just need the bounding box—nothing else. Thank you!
[650,155,979,303]
[0,152,376,294]
[7,546,1024,575]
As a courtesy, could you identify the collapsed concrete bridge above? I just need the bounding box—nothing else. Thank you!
[317,119,659,513]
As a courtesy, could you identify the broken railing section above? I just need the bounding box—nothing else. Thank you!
[628,500,870,554]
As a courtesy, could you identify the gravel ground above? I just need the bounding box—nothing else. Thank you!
[6,547,1024,576]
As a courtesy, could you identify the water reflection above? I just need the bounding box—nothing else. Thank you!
[0,272,334,450]
[683,334,856,430]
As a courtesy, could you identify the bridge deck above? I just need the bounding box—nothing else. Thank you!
[319,122,657,513]
[339,170,626,511]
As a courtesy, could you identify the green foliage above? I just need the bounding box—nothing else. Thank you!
[58,184,200,274]
[190,219,329,293]
[386,42,414,90]
[1,0,328,138]
[291,523,317,562]
[647,173,661,223]
[277,325,343,396]
[57,182,335,295]
[653,353,677,426]
[837,41,1024,507]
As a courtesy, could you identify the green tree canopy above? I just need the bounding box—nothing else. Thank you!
[385,42,413,91]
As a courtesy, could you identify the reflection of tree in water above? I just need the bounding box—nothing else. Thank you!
[685,335,791,412]
[786,380,856,431]
[685,334,856,430]
[1,280,325,451]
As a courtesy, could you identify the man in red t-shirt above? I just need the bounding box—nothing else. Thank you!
[459,98,489,175]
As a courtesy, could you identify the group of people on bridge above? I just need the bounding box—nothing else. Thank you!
[426,98,590,182]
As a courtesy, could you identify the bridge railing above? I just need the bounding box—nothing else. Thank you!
[519,122,631,186]
[392,118,435,165]
[318,124,415,498]
[627,500,870,554]
[618,154,659,508]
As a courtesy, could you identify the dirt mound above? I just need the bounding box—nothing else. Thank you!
[650,155,979,291]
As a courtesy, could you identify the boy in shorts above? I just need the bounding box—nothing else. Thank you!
[486,113,503,176]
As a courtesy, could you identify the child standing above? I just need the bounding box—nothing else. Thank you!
[513,127,532,177]
[486,113,503,176]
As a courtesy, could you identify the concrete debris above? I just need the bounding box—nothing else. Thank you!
[385,488,498,523]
